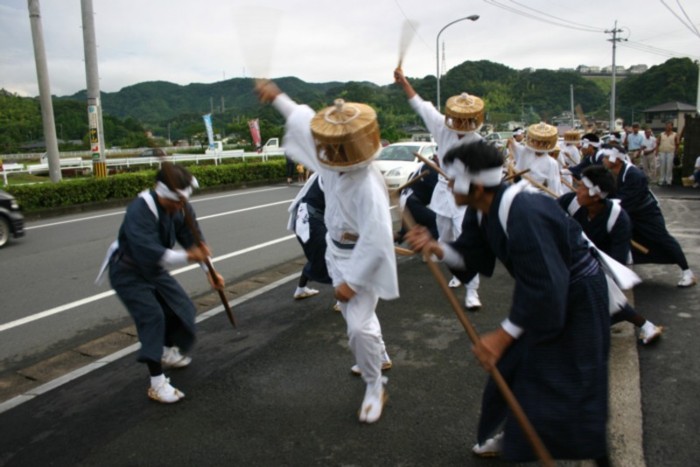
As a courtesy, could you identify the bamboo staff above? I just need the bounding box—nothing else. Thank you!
[160,162,237,328]
[561,176,576,192]
[402,209,554,467]
[413,152,448,178]
[390,170,429,194]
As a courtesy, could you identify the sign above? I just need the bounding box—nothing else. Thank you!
[88,105,100,160]
[203,113,215,150]
[248,119,261,149]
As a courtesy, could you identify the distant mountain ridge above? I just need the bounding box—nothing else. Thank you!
[59,57,698,127]
[2,57,695,153]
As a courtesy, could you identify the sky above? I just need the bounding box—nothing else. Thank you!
[1,0,699,98]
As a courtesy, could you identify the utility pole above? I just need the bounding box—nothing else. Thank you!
[81,0,107,177]
[27,0,61,182]
[696,60,700,115]
[570,84,575,128]
[605,20,626,132]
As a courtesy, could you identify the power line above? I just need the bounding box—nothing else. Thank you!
[482,0,603,33]
[659,0,700,38]
[392,0,431,51]
[621,40,700,60]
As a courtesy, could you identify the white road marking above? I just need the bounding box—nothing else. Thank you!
[25,186,291,230]
[0,271,300,415]
[0,234,296,333]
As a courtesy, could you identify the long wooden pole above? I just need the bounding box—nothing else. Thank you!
[402,210,555,467]
[160,161,237,328]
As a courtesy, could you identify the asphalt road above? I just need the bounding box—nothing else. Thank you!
[0,185,302,371]
[0,183,698,466]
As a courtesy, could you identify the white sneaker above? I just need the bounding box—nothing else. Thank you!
[161,346,192,369]
[678,270,697,288]
[472,432,503,457]
[448,277,462,288]
[639,324,664,345]
[293,286,320,300]
[332,301,342,313]
[465,289,482,310]
[147,377,185,403]
[358,377,388,424]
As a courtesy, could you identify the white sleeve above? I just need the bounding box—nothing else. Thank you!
[159,249,189,268]
[272,93,297,119]
[440,242,466,269]
[501,318,524,339]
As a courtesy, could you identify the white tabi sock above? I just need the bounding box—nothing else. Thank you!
[150,374,166,388]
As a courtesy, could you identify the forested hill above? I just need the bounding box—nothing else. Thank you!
[59,57,695,127]
[2,57,697,153]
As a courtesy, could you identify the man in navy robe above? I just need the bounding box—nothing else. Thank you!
[104,164,223,403]
[559,165,663,344]
[601,147,696,287]
[405,141,610,464]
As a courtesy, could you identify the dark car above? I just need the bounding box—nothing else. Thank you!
[0,190,25,248]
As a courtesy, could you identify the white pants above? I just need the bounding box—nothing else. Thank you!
[325,245,386,386]
[641,152,657,182]
[337,290,383,385]
[436,213,480,291]
[658,152,674,185]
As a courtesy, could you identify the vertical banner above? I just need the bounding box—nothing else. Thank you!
[88,104,100,160]
[248,119,261,150]
[202,113,215,150]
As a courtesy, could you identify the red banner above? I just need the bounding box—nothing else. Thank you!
[248,119,261,149]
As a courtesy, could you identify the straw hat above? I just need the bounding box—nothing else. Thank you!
[564,130,582,144]
[526,122,559,152]
[310,99,381,171]
[444,93,484,133]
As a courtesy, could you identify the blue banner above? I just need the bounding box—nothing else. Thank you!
[203,113,215,150]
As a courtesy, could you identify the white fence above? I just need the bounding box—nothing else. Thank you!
[1,150,282,186]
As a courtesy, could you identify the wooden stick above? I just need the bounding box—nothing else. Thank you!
[160,161,237,328]
[503,168,530,182]
[394,246,415,256]
[391,170,429,194]
[413,152,447,179]
[403,210,554,467]
[631,240,649,255]
[561,176,576,192]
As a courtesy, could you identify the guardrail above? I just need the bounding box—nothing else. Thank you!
[1,151,284,186]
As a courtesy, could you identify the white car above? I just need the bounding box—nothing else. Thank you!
[374,142,438,189]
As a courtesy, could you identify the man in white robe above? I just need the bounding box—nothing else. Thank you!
[394,67,482,310]
[257,80,399,424]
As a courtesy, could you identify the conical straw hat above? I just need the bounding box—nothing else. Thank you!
[564,129,582,143]
[526,122,559,152]
[310,99,381,171]
[444,93,484,132]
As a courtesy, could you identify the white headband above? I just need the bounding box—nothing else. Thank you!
[581,138,600,149]
[599,148,622,163]
[581,176,608,199]
[155,177,198,201]
[513,129,524,136]
[444,159,503,194]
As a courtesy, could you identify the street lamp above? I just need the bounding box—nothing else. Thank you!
[436,14,479,111]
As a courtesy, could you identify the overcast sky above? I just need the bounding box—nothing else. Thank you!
[1,0,699,98]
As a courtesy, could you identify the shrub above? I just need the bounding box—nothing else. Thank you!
[8,160,286,212]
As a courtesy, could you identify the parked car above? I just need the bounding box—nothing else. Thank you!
[373,141,438,189]
[138,148,168,158]
[0,190,25,248]
[484,132,510,149]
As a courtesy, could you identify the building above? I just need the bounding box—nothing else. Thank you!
[642,101,697,132]
[628,64,648,74]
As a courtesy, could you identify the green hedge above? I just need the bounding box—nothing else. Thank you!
[7,160,286,212]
